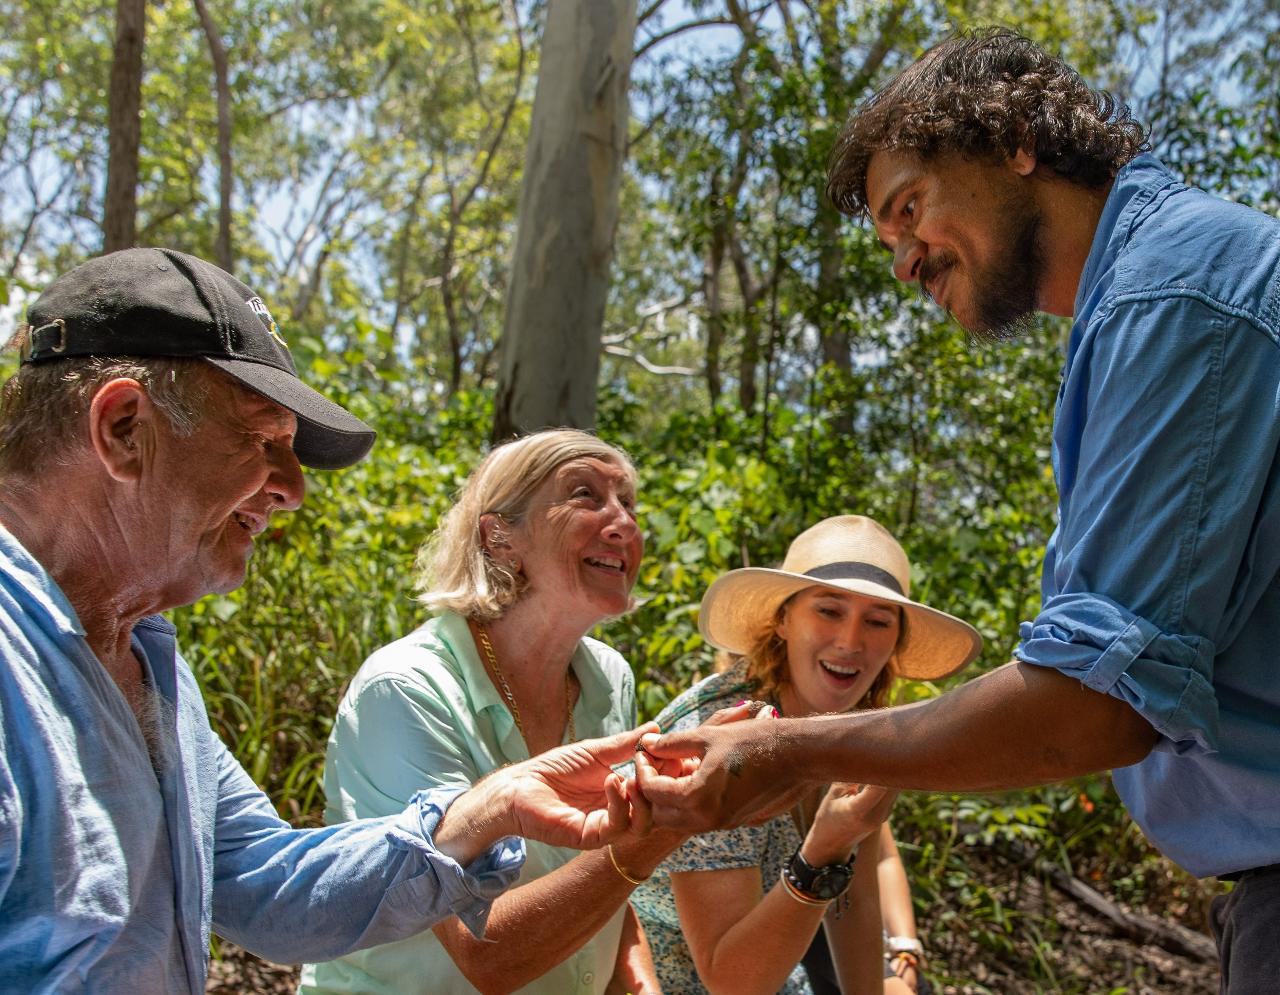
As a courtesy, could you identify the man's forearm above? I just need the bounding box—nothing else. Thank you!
[789,662,1159,792]
[432,773,514,866]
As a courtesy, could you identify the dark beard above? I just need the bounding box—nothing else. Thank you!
[967,197,1044,344]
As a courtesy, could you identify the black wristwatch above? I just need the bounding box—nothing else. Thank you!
[784,848,855,901]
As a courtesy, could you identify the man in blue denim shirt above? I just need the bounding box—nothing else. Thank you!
[0,248,647,993]
[638,29,1279,991]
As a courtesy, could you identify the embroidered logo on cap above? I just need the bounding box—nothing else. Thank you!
[247,296,288,348]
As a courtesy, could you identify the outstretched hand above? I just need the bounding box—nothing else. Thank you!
[634,712,813,833]
[503,725,658,849]
[434,725,658,864]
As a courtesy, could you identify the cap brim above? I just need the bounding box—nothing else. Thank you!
[698,567,982,681]
[208,358,376,470]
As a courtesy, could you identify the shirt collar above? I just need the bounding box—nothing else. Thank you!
[0,524,182,678]
[570,636,620,724]
[1074,154,1182,318]
[133,614,179,701]
[436,611,507,718]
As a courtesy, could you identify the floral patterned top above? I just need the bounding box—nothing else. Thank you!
[630,661,814,994]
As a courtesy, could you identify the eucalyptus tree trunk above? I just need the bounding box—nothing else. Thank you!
[103,0,145,252]
[491,0,637,441]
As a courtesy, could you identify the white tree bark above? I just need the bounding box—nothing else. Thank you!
[492,0,637,440]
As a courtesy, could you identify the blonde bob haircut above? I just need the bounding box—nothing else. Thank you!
[415,428,637,621]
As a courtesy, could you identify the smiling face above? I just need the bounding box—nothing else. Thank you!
[775,586,901,717]
[866,147,1045,342]
[147,374,304,604]
[506,456,643,631]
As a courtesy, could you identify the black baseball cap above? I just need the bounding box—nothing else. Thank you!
[22,247,375,470]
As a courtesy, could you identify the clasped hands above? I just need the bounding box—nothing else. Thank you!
[442,700,889,860]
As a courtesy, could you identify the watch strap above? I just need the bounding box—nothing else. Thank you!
[886,935,924,956]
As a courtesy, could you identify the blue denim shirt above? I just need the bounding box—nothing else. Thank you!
[1015,155,1280,877]
[0,525,524,993]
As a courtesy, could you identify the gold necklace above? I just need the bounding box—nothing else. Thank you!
[475,623,576,744]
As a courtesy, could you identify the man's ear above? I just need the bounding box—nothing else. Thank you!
[1010,148,1037,177]
[88,378,155,482]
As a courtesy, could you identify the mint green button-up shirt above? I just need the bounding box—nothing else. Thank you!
[300,612,637,995]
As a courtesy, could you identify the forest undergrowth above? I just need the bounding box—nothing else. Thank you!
[183,391,1225,994]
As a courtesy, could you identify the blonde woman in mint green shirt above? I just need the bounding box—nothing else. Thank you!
[301,430,685,995]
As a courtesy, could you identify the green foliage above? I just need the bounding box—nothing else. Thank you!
[891,777,1218,991]
[5,3,1261,986]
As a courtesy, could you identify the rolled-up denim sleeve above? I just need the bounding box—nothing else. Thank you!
[1016,592,1217,753]
[211,738,525,964]
[1016,294,1280,756]
[387,786,525,937]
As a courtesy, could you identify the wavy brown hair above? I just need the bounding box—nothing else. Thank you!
[827,27,1148,218]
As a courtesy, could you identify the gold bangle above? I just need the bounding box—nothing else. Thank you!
[778,868,831,907]
[608,844,648,886]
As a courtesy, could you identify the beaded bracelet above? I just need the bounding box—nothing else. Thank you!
[778,868,831,907]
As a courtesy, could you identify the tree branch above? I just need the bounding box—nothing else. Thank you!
[634,16,734,60]
[637,0,667,28]
[604,344,698,376]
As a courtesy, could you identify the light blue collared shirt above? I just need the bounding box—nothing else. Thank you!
[0,525,524,993]
[301,612,637,995]
[1015,155,1280,877]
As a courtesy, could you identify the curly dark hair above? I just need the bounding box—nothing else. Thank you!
[826,27,1148,218]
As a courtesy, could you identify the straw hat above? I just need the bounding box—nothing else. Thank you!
[698,515,982,681]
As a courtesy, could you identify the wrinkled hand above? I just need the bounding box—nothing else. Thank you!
[502,724,658,850]
[634,715,811,833]
[610,701,769,850]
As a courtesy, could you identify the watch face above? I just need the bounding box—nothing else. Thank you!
[809,864,853,900]
[788,850,854,900]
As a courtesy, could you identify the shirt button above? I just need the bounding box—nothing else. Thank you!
[582,972,594,985]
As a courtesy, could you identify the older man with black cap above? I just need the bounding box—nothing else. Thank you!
[0,247,649,993]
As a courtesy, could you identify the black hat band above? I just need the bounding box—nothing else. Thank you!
[803,561,904,595]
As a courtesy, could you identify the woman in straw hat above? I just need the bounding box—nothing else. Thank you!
[631,515,982,995]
